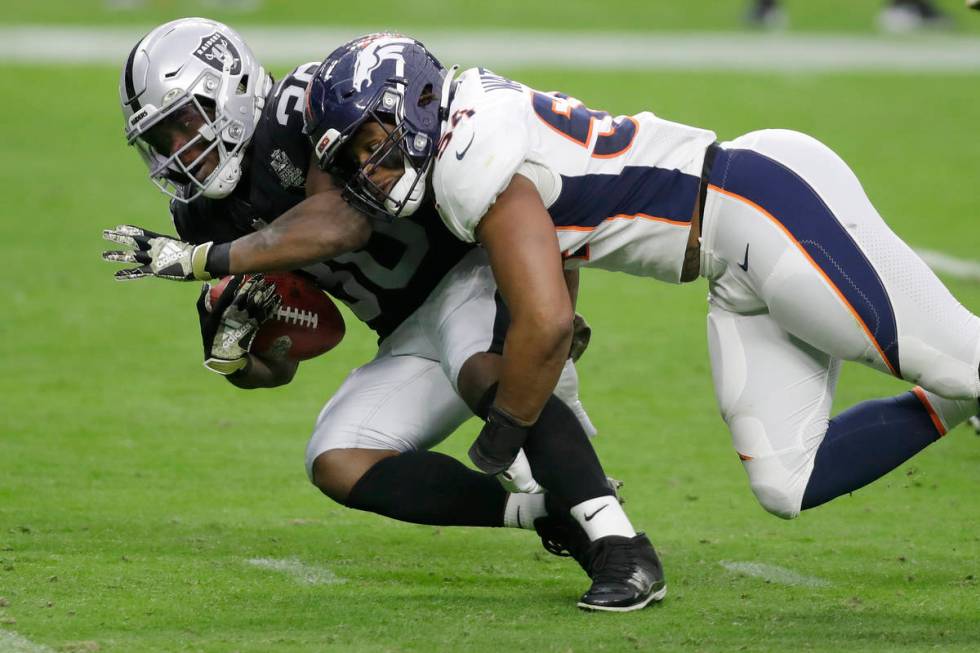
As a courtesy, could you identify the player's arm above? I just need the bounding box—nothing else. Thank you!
[222,164,370,274]
[564,269,592,362]
[564,269,579,309]
[103,163,371,281]
[477,174,574,425]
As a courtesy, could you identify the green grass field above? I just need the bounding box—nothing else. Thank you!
[2,16,980,653]
[3,0,980,33]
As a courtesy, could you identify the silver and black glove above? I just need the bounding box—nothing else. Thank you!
[103,225,221,281]
[197,274,282,375]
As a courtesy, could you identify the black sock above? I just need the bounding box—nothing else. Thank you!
[523,395,614,509]
[345,450,508,527]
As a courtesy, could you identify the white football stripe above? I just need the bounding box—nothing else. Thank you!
[915,249,980,282]
[720,560,831,587]
[246,557,346,585]
[5,26,980,72]
[0,629,56,653]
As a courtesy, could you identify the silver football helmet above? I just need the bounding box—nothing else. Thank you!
[120,17,272,202]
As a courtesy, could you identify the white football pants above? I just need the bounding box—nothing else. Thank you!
[700,129,980,518]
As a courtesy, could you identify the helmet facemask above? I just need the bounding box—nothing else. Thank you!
[120,19,271,204]
[131,63,254,201]
[317,86,434,221]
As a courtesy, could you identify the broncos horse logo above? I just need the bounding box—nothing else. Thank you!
[351,37,414,92]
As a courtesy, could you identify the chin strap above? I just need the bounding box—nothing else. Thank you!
[438,64,460,122]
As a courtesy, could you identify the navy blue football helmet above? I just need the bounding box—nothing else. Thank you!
[303,33,449,219]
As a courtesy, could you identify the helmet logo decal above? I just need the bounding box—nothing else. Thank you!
[192,32,242,75]
[352,39,410,92]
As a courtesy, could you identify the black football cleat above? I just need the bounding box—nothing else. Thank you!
[577,533,666,612]
[535,514,591,572]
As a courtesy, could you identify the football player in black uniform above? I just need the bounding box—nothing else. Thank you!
[104,20,664,610]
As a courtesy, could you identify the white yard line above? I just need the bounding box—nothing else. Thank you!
[720,560,831,588]
[915,249,980,282]
[0,629,55,653]
[5,26,980,72]
[246,557,346,585]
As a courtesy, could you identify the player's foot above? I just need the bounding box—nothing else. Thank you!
[577,533,667,612]
[878,0,952,32]
[535,514,591,570]
[535,477,627,572]
[969,1,980,12]
[744,0,788,30]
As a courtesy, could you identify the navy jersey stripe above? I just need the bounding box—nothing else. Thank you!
[548,166,699,229]
[710,148,901,377]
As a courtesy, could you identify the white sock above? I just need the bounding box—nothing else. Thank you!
[503,493,547,530]
[570,496,636,541]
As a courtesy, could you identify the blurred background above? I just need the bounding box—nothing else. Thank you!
[1,2,978,652]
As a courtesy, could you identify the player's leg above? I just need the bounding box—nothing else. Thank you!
[707,305,839,518]
[432,250,630,537]
[702,129,979,514]
[431,250,664,610]
[306,352,518,527]
[705,129,980,399]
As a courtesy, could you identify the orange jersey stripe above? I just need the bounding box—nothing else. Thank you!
[708,184,898,377]
[911,386,947,437]
[555,212,690,233]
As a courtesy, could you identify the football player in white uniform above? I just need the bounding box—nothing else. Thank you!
[103,23,661,611]
[300,35,980,577]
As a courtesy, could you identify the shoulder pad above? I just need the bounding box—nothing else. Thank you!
[433,73,530,242]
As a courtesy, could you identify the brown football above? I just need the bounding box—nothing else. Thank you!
[207,272,344,361]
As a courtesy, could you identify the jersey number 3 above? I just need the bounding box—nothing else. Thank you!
[531,92,637,158]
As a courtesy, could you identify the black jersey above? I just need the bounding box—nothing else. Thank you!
[171,62,474,341]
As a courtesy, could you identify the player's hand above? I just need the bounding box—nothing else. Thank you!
[496,449,543,494]
[569,312,592,362]
[103,225,215,281]
[197,274,282,375]
[468,405,530,475]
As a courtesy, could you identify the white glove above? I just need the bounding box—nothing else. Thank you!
[495,449,544,494]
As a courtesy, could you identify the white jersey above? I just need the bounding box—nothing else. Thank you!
[433,68,717,282]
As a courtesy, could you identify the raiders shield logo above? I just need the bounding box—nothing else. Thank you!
[192,32,242,75]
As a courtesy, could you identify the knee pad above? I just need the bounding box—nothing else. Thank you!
[750,482,802,520]
[743,457,805,520]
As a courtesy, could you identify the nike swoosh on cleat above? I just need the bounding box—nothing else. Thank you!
[584,504,609,521]
[738,243,750,271]
[516,505,522,529]
[455,133,475,160]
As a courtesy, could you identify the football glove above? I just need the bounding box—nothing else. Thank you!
[468,405,530,475]
[496,449,544,494]
[569,312,592,362]
[103,225,215,281]
[197,274,282,375]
